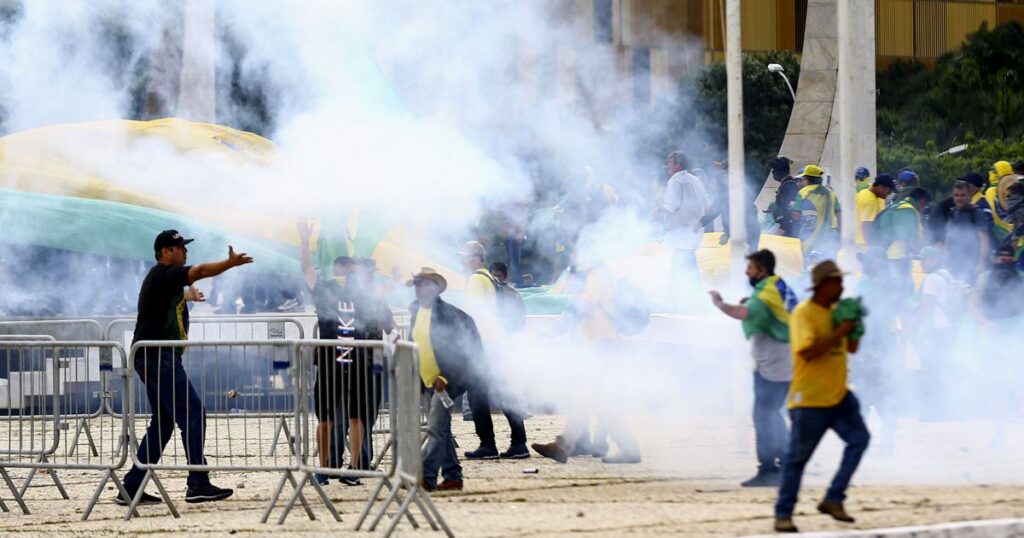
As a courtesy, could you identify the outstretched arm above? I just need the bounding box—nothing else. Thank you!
[709,291,748,320]
[187,246,253,285]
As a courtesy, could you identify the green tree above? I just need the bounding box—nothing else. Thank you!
[650,50,799,190]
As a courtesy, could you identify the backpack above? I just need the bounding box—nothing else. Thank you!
[476,270,526,331]
[871,200,915,251]
[981,267,1024,320]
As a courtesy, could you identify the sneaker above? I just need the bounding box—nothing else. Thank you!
[338,476,362,486]
[601,452,641,464]
[437,479,463,491]
[114,490,162,506]
[500,444,530,459]
[185,483,234,504]
[774,516,798,533]
[531,442,568,464]
[464,445,499,460]
[817,500,855,523]
[461,412,474,421]
[420,479,436,492]
[314,473,330,485]
[741,471,781,488]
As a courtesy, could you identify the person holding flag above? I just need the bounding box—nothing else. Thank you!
[709,249,798,487]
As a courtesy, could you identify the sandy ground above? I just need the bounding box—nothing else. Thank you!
[1,412,1023,537]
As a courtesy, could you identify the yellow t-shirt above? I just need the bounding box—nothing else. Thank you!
[413,307,444,388]
[854,188,886,248]
[787,300,848,408]
[465,269,498,339]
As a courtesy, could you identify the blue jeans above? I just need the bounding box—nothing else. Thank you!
[422,390,463,487]
[753,372,790,473]
[124,350,209,492]
[775,392,870,517]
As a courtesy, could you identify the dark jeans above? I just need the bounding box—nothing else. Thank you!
[468,386,527,449]
[775,392,870,517]
[505,237,524,288]
[124,350,209,492]
[423,389,464,487]
[753,372,790,473]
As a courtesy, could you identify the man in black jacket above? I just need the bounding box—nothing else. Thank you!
[408,267,483,491]
[769,156,799,237]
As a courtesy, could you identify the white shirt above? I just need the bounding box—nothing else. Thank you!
[662,171,711,250]
[920,270,953,330]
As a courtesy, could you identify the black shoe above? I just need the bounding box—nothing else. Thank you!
[741,471,781,488]
[114,490,161,506]
[338,476,362,486]
[464,445,499,460]
[185,483,234,504]
[500,444,530,459]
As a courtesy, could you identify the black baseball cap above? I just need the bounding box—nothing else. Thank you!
[154,230,194,252]
[873,174,896,190]
[959,172,986,189]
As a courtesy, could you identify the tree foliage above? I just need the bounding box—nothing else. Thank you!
[651,50,799,189]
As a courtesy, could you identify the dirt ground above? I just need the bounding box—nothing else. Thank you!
[1,413,1022,537]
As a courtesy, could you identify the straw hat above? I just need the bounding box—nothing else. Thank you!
[807,260,846,290]
[406,267,448,292]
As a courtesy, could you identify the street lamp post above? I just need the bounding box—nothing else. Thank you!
[767,63,797,103]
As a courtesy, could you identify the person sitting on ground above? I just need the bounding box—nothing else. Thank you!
[409,268,483,491]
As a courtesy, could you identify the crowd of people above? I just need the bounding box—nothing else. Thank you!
[108,148,1024,531]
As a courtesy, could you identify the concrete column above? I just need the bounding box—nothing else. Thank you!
[725,0,747,261]
[177,0,216,123]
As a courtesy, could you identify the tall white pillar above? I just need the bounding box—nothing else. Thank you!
[725,0,746,264]
[836,0,876,254]
[177,0,216,123]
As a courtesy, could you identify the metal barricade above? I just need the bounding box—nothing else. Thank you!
[0,341,131,520]
[0,319,104,341]
[0,320,115,462]
[356,342,452,537]
[123,339,307,521]
[271,338,394,525]
[105,316,310,456]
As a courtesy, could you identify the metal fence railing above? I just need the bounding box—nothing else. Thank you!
[0,315,449,535]
[0,341,130,520]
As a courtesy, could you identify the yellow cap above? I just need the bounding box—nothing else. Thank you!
[796,164,824,179]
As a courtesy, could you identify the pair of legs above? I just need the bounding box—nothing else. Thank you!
[752,371,789,475]
[775,392,871,518]
[423,389,463,488]
[123,350,210,493]
[467,384,526,452]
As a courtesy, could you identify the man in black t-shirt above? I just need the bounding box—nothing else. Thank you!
[119,230,252,507]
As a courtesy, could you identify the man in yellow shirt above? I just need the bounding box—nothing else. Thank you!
[408,267,483,492]
[774,261,869,533]
[457,241,528,460]
[854,174,895,249]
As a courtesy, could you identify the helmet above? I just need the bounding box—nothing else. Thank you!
[855,167,870,179]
